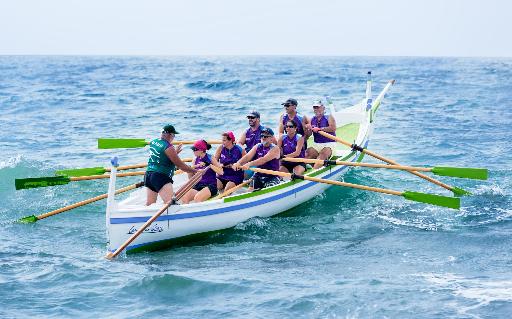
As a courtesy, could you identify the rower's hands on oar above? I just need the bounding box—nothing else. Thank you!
[193,161,206,168]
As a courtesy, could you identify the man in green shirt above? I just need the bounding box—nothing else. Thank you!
[145,124,197,205]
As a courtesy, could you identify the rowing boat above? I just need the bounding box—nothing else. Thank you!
[105,76,395,254]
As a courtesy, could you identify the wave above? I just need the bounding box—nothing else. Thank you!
[121,273,247,301]
[422,273,512,316]
[80,93,106,98]
[185,80,251,91]
[187,96,218,105]
[473,184,507,196]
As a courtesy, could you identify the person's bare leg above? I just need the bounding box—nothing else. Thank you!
[217,179,224,191]
[306,147,319,159]
[313,147,332,169]
[278,165,291,180]
[146,188,158,206]
[224,181,237,192]
[193,187,212,203]
[293,165,306,175]
[181,189,198,204]
[158,183,174,203]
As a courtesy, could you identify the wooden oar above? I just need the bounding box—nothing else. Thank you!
[316,130,471,196]
[212,179,251,200]
[105,169,205,260]
[98,138,222,149]
[282,158,488,180]
[55,158,192,177]
[18,182,145,223]
[16,169,185,190]
[250,167,460,209]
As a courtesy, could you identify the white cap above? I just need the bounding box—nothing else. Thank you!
[312,100,324,107]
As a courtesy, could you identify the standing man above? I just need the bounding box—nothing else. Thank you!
[144,124,197,206]
[278,98,309,139]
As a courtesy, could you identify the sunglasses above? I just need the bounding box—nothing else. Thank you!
[286,125,296,128]
[261,135,271,139]
[191,147,199,151]
[247,116,256,119]
[283,104,292,107]
[313,105,322,109]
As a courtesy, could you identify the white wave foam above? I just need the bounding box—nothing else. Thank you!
[234,216,268,230]
[473,184,506,196]
[0,154,23,169]
[423,273,512,315]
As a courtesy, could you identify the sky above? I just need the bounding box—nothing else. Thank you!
[0,0,510,57]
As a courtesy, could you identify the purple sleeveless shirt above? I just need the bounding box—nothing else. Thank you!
[255,143,280,177]
[282,134,305,158]
[218,145,244,184]
[244,125,265,152]
[282,114,305,136]
[311,115,336,143]
[194,154,217,185]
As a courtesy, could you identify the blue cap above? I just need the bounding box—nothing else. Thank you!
[261,127,274,136]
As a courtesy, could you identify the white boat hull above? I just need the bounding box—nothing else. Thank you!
[105,79,394,254]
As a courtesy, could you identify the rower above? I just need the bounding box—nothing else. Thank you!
[233,128,281,191]
[214,131,246,192]
[181,140,223,203]
[144,124,197,206]
[278,120,306,175]
[238,111,277,151]
[278,98,309,139]
[305,100,337,169]
[237,111,276,178]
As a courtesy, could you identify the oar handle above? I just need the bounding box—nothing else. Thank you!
[106,170,205,259]
[213,179,251,200]
[70,171,146,181]
[174,140,222,145]
[249,167,459,208]
[37,182,144,220]
[282,157,432,172]
[316,130,462,194]
[361,148,458,191]
[107,163,147,172]
[106,158,192,172]
[249,167,402,196]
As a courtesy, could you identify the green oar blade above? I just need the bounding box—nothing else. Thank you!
[402,191,460,209]
[55,167,106,177]
[18,215,38,223]
[431,166,488,180]
[98,138,148,149]
[451,186,471,197]
[15,176,71,190]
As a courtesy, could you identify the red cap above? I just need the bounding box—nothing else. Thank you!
[223,131,236,141]
[192,140,208,151]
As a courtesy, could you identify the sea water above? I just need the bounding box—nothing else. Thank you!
[0,56,511,318]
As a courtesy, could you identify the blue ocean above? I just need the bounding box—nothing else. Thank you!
[0,56,511,318]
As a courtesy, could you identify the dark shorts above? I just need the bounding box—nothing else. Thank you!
[144,171,173,193]
[281,161,306,173]
[218,177,243,188]
[192,182,218,196]
[251,174,282,190]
